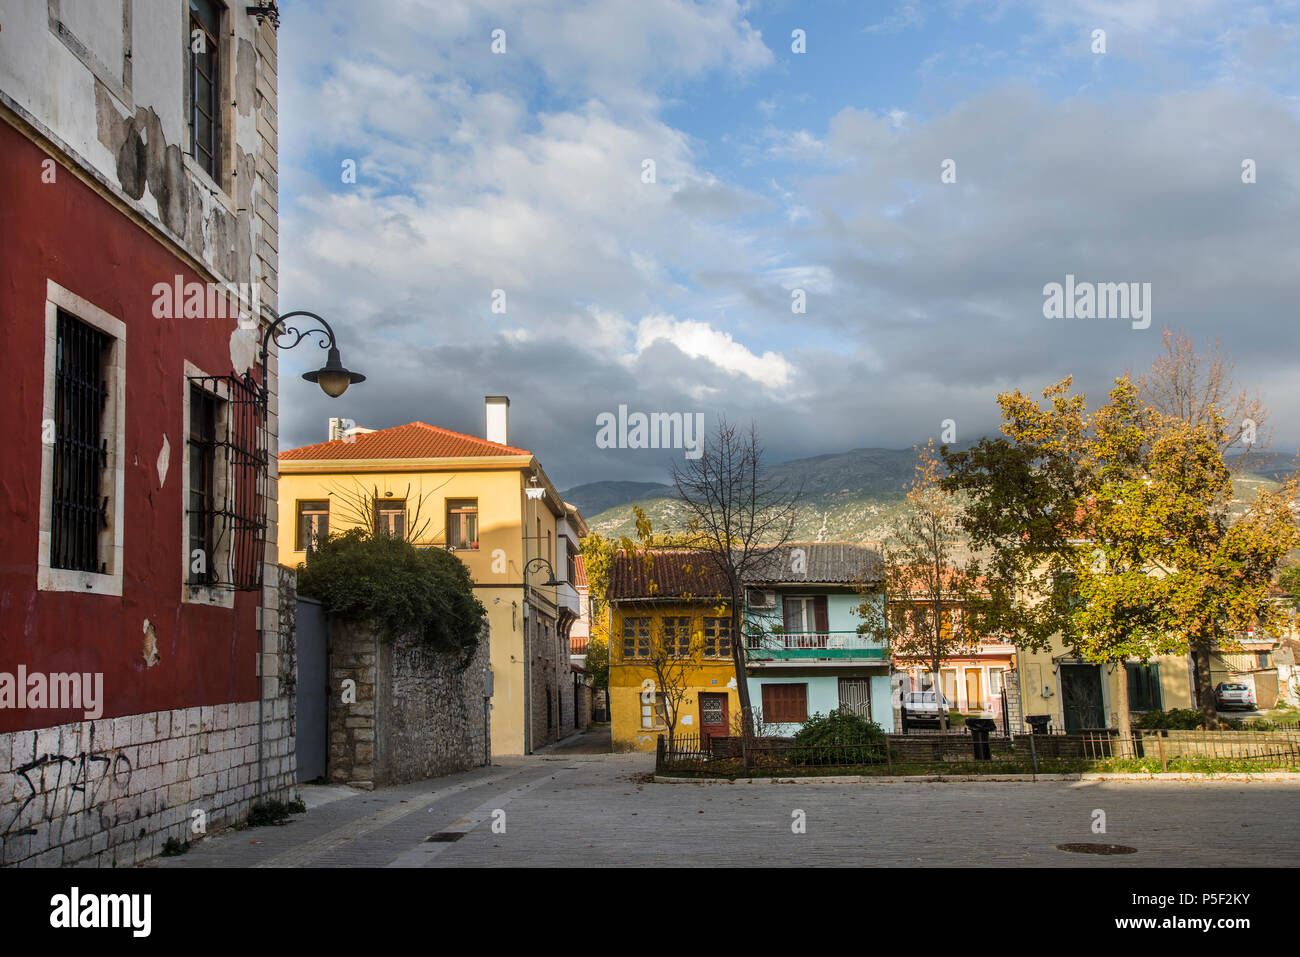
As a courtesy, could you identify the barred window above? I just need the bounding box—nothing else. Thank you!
[187,384,221,584]
[51,311,111,572]
[447,499,478,549]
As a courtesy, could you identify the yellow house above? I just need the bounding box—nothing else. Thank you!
[1015,642,1196,731]
[606,551,742,752]
[277,396,583,755]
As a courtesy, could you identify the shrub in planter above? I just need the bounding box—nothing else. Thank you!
[787,708,887,766]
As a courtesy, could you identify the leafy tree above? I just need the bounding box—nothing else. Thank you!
[945,369,1298,732]
[1279,563,1300,605]
[940,377,1100,655]
[584,632,609,692]
[298,529,486,667]
[857,441,979,730]
[1076,411,1298,728]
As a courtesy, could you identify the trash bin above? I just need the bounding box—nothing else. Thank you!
[1026,714,1051,735]
[966,717,997,760]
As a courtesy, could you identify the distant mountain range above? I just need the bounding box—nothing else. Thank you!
[562,446,1289,544]
[562,447,923,542]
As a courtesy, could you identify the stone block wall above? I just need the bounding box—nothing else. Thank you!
[0,698,295,867]
[329,620,490,788]
[529,613,562,751]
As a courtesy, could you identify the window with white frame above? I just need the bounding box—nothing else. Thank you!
[188,0,226,182]
[374,499,406,538]
[640,690,666,729]
[989,667,1005,697]
[39,282,126,596]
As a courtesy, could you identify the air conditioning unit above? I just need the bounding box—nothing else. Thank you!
[747,589,778,610]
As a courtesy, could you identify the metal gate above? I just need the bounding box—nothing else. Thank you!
[1060,663,1105,732]
[296,597,328,782]
[838,677,871,717]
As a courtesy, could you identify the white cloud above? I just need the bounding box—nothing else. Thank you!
[630,315,795,388]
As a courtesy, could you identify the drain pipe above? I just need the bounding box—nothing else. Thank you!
[256,604,265,800]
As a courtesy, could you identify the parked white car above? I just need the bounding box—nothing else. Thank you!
[1214,682,1256,711]
[901,691,951,726]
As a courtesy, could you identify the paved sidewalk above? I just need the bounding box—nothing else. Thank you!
[149,751,1300,867]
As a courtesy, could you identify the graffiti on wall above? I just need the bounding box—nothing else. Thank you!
[1,723,139,844]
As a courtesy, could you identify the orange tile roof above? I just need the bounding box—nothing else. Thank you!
[573,554,588,589]
[280,421,531,462]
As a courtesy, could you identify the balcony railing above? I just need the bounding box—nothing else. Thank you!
[745,631,888,660]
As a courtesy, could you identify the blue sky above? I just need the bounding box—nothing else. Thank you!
[273,0,1300,489]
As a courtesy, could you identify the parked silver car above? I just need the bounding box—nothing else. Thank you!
[1214,682,1255,711]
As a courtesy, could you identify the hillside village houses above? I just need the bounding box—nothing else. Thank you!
[276,397,590,754]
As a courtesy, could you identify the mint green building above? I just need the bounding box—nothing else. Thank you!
[741,543,892,734]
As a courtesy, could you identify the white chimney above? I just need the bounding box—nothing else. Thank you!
[328,417,345,441]
[485,395,510,446]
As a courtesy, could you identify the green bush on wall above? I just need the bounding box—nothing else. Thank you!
[297,529,486,669]
[787,708,888,765]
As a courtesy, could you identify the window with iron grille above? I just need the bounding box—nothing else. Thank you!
[51,311,111,573]
[621,616,651,660]
[297,500,329,554]
[703,617,731,658]
[187,384,221,584]
[761,683,808,723]
[184,372,266,591]
[189,0,223,180]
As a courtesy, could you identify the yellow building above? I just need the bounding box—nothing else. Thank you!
[277,397,583,755]
[606,551,742,752]
[1015,642,1196,731]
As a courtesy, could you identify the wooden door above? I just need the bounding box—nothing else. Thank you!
[699,693,729,743]
[965,670,983,711]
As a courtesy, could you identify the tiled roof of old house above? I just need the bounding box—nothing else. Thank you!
[609,550,731,601]
[744,543,884,584]
[281,421,530,461]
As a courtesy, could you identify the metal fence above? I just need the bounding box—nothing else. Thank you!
[656,727,1300,777]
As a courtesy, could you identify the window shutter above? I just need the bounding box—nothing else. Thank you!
[813,596,829,634]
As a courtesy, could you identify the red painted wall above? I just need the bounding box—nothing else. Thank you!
[0,118,261,733]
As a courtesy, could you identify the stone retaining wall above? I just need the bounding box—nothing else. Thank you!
[329,620,490,788]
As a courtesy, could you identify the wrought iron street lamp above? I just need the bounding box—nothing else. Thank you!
[524,556,562,588]
[257,310,365,403]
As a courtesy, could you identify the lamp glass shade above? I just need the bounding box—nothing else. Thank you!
[315,370,352,397]
[302,345,364,398]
